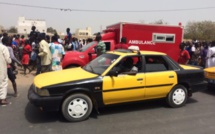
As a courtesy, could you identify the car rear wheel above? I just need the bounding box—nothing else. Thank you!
[62,93,93,122]
[167,85,188,108]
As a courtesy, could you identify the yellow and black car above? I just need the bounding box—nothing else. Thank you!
[204,67,215,88]
[28,49,207,122]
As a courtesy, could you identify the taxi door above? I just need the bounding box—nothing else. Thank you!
[143,55,177,99]
[102,73,145,105]
[144,71,177,99]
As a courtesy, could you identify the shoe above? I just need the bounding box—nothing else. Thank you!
[0,100,12,106]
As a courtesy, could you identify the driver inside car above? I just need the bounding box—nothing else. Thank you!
[117,57,138,73]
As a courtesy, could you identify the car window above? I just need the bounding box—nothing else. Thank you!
[83,53,119,75]
[109,56,143,74]
[145,55,172,72]
[79,41,96,52]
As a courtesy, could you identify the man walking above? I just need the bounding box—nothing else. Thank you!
[0,40,11,105]
[38,33,52,73]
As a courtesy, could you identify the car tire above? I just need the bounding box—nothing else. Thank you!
[167,85,188,108]
[62,93,93,122]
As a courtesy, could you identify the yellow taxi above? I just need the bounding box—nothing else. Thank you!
[28,49,207,122]
[204,67,215,88]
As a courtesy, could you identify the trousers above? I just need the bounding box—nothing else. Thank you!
[0,76,8,100]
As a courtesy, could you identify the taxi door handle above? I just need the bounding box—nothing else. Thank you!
[169,75,174,78]
[137,78,143,81]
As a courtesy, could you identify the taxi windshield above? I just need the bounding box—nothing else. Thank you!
[83,53,119,75]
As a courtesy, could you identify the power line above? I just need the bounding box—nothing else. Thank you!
[0,2,215,12]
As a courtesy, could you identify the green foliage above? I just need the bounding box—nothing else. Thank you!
[8,26,17,33]
[47,27,57,34]
[184,21,215,41]
[150,19,168,24]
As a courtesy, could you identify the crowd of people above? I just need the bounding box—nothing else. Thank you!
[2,25,215,106]
[178,40,215,68]
[0,26,106,106]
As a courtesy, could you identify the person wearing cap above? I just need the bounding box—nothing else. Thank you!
[38,33,52,73]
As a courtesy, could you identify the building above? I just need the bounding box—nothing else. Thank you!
[17,17,47,34]
[73,27,93,39]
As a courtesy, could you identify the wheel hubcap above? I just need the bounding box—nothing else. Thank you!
[68,98,88,118]
[172,88,186,105]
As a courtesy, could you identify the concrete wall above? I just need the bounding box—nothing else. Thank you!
[17,17,47,34]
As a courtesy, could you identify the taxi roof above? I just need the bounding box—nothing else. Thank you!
[107,49,166,56]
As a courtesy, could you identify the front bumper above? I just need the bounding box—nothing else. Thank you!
[205,78,215,89]
[190,80,208,93]
[28,84,63,111]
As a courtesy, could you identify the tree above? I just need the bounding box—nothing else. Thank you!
[184,21,215,41]
[150,19,168,24]
[8,26,17,33]
[47,27,57,34]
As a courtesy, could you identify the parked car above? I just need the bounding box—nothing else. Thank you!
[204,67,215,88]
[28,48,207,122]
[61,40,115,69]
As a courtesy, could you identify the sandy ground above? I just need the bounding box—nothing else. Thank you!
[7,66,35,102]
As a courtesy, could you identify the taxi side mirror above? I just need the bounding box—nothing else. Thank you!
[109,70,118,77]
[108,67,119,77]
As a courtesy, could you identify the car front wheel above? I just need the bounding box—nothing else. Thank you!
[62,93,93,122]
[167,85,188,108]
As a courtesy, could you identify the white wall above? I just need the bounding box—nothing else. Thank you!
[17,17,47,34]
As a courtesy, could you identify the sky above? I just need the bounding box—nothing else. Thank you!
[0,0,215,34]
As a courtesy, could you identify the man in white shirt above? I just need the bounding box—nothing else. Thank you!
[0,42,11,106]
[38,33,52,73]
[206,41,215,68]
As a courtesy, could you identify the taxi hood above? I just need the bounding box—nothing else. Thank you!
[34,67,98,88]
[204,67,215,72]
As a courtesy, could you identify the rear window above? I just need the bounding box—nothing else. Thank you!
[144,55,173,72]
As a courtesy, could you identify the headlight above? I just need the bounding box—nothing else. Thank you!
[36,87,50,97]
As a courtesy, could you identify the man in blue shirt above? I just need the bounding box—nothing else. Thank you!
[66,28,72,43]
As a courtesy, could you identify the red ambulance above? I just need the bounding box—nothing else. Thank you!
[62,22,183,69]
